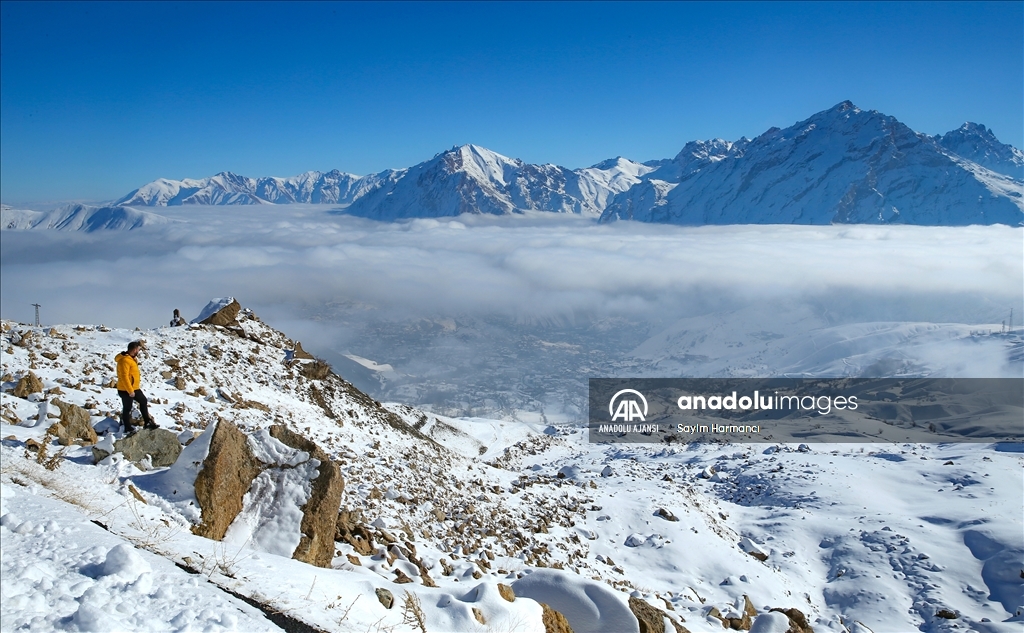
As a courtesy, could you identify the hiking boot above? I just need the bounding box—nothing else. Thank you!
[143,419,159,430]
[124,424,137,436]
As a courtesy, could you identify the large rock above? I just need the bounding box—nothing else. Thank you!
[269,424,345,567]
[112,428,181,467]
[629,596,690,633]
[12,372,44,398]
[48,399,97,446]
[193,420,263,540]
[769,608,814,633]
[541,604,575,633]
[195,298,241,327]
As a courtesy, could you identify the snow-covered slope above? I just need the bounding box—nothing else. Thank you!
[1,203,173,231]
[600,101,1023,226]
[1,307,1022,632]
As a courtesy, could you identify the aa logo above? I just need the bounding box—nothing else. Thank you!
[609,389,648,422]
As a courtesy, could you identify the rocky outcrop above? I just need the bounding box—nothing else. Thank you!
[48,399,97,446]
[12,372,44,398]
[192,420,262,539]
[269,425,344,567]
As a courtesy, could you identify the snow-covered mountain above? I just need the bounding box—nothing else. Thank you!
[343,145,653,219]
[112,150,652,218]
[936,122,1024,180]
[114,170,366,206]
[89,102,1024,226]
[600,101,1023,226]
[1,203,173,231]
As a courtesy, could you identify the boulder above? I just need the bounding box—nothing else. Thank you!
[655,508,679,522]
[48,399,98,446]
[769,608,814,633]
[194,298,241,327]
[375,587,394,609]
[270,424,345,568]
[393,569,413,584]
[13,372,44,398]
[193,420,263,540]
[541,603,575,633]
[336,509,376,555]
[629,596,691,633]
[630,596,666,633]
[498,583,516,602]
[112,428,181,467]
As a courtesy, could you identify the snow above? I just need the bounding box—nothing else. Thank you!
[191,297,235,323]
[0,483,277,632]
[0,291,1021,632]
[1,204,174,231]
[512,568,640,633]
[750,611,793,632]
[599,101,1023,226]
[343,353,396,374]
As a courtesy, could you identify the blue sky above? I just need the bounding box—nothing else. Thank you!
[1,1,1021,204]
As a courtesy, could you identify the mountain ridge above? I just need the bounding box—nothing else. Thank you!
[599,101,1023,226]
[14,101,1024,226]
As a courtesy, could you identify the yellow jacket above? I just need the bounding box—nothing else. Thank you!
[115,353,140,392]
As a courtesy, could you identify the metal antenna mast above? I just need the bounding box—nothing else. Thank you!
[31,304,41,327]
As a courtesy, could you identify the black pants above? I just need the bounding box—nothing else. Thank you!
[118,390,151,429]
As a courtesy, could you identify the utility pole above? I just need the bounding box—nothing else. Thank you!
[31,303,41,327]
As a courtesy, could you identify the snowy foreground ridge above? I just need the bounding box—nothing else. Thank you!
[1,303,1022,633]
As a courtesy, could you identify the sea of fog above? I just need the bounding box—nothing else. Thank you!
[2,205,1021,418]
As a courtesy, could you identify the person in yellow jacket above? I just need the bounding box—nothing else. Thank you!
[115,340,157,434]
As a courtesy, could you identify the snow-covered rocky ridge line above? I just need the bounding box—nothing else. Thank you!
[99,101,1023,226]
[1,303,1022,633]
[113,147,654,218]
[599,102,1023,226]
[1,203,175,231]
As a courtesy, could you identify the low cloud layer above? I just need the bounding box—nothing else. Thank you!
[2,207,1021,333]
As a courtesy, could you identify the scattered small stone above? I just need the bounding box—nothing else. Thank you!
[656,508,679,522]
[393,569,413,584]
[375,587,394,609]
[498,583,515,602]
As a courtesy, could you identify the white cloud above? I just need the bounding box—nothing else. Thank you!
[1,206,1021,333]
